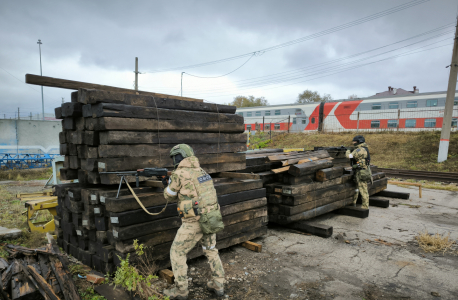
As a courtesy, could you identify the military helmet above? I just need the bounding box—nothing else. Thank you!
[170,144,195,168]
[352,135,365,145]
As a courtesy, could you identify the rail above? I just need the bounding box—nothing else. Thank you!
[379,168,458,183]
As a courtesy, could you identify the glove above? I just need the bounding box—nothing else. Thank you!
[162,176,170,188]
[345,149,351,154]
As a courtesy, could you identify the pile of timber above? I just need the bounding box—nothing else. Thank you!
[237,149,388,225]
[56,88,248,184]
[52,88,267,273]
[0,236,81,300]
[54,177,267,273]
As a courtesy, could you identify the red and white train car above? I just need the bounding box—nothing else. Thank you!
[236,89,458,132]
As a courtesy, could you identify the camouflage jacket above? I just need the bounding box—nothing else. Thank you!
[164,156,219,214]
[345,143,369,169]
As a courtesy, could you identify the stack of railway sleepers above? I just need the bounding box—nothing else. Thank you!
[313,146,349,167]
[56,88,247,185]
[267,165,387,225]
[81,177,267,272]
[53,88,270,274]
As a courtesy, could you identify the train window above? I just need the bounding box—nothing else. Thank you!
[295,109,302,115]
[371,120,380,128]
[455,101,458,106]
[275,110,281,115]
[426,99,438,107]
[274,123,280,130]
[424,119,436,128]
[405,119,416,128]
[389,102,399,109]
[255,111,261,116]
[246,125,252,131]
[265,111,271,116]
[372,103,382,110]
[293,118,296,124]
[311,117,315,124]
[302,119,306,124]
[237,112,243,116]
[387,120,398,128]
[265,124,270,130]
[247,112,252,117]
[406,101,417,108]
[452,118,458,127]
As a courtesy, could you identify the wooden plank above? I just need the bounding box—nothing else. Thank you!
[47,252,81,300]
[99,131,246,145]
[287,222,333,238]
[97,153,246,171]
[92,117,244,133]
[288,159,334,177]
[282,174,314,185]
[158,269,174,284]
[271,197,353,224]
[55,107,63,119]
[241,241,262,252]
[361,196,390,208]
[282,177,343,196]
[216,172,260,180]
[87,103,242,123]
[374,190,410,199]
[25,74,203,103]
[334,206,370,218]
[281,183,352,206]
[220,198,267,216]
[98,143,246,158]
[24,265,60,300]
[315,167,344,182]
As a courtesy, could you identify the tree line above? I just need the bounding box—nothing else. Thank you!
[228,90,359,108]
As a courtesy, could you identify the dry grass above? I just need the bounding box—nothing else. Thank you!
[261,131,458,172]
[0,168,53,181]
[415,231,456,254]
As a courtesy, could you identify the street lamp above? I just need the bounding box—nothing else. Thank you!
[37,39,44,120]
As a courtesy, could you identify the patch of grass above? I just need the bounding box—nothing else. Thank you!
[79,286,106,300]
[389,177,458,192]
[265,131,458,172]
[415,231,456,254]
[0,168,53,181]
[70,264,90,276]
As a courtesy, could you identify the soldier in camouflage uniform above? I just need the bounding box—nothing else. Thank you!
[163,144,225,300]
[345,135,370,209]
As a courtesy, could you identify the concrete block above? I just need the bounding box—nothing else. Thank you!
[0,226,22,239]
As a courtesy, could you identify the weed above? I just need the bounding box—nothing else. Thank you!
[415,231,456,254]
[0,168,53,181]
[112,240,168,299]
[70,264,90,276]
[79,286,106,300]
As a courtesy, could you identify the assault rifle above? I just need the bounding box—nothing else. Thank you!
[100,168,171,198]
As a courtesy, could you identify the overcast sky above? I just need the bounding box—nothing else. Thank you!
[0,0,456,117]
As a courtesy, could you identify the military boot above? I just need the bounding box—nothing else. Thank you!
[163,287,188,300]
[207,280,224,296]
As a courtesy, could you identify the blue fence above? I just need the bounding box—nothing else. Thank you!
[0,154,61,170]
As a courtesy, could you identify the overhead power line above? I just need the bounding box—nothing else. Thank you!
[183,52,257,78]
[145,0,431,73]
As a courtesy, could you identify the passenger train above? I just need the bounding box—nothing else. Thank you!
[236,90,458,132]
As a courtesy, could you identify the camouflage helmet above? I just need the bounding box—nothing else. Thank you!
[170,144,195,159]
[352,135,365,145]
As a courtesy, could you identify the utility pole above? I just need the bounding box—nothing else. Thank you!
[181,72,184,97]
[37,39,44,120]
[134,57,139,91]
[18,108,20,120]
[438,16,458,162]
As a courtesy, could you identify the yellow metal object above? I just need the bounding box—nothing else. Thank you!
[283,148,305,152]
[18,192,57,233]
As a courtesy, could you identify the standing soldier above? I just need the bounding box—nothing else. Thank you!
[163,144,225,300]
[345,135,371,209]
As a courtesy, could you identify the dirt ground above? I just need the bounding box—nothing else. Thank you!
[179,184,458,300]
[2,181,458,299]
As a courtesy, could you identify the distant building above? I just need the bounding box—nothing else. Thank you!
[368,86,420,98]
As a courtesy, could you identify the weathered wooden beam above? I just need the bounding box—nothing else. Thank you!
[90,117,244,133]
[25,74,202,102]
[85,103,242,123]
[315,166,344,182]
[287,222,333,238]
[334,205,370,218]
[374,190,410,199]
[288,159,334,177]
[99,131,246,145]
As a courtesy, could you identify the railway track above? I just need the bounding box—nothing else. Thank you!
[378,168,458,183]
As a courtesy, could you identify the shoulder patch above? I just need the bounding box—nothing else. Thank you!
[356,148,361,153]
[197,174,212,184]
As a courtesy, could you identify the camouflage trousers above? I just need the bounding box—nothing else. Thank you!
[170,217,225,291]
[353,172,369,209]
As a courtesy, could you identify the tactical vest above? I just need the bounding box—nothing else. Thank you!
[179,168,224,234]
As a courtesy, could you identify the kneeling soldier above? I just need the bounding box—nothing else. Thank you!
[163,144,225,300]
